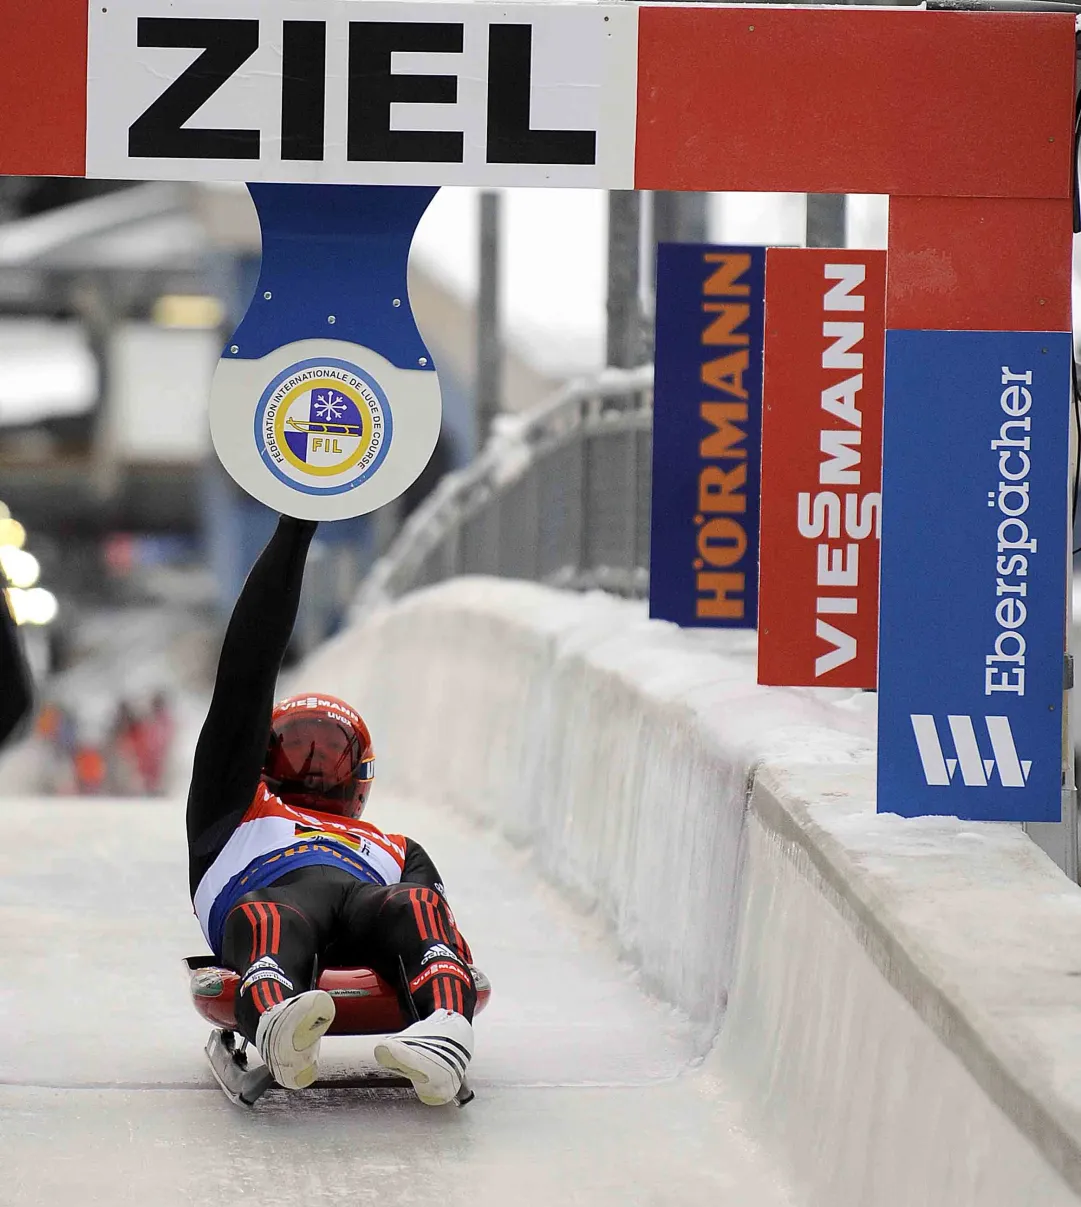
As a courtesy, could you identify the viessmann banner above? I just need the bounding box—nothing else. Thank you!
[649,244,765,628]
[877,330,1071,822]
[757,249,885,687]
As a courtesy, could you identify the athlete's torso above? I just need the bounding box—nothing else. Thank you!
[193,784,407,951]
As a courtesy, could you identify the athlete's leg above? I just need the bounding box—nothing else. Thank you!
[220,867,355,1090]
[333,883,478,1105]
[223,867,360,1040]
[332,882,477,1021]
[221,890,320,1043]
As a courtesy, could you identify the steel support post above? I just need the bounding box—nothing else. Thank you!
[806,193,847,248]
[653,191,709,246]
[476,189,502,450]
[607,189,644,369]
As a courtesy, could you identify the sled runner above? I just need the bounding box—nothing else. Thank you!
[186,955,490,1107]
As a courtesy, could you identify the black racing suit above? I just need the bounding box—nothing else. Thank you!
[186,515,475,1042]
[0,568,33,749]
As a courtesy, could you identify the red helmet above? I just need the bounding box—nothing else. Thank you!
[262,693,374,818]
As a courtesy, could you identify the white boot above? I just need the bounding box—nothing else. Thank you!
[255,989,335,1090]
[374,1009,474,1106]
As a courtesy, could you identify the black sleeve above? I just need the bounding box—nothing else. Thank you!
[400,838,445,893]
[0,572,33,749]
[186,515,316,888]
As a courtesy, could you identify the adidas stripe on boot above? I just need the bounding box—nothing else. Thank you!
[255,989,335,1090]
[374,1009,474,1106]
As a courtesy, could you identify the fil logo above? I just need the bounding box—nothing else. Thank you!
[910,715,1031,788]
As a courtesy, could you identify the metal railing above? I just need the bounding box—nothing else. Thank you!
[354,365,654,611]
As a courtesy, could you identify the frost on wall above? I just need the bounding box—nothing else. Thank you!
[301,577,874,1035]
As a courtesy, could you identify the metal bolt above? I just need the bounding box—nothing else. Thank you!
[263,291,272,300]
[419,356,428,366]
[230,345,239,354]
[328,315,336,325]
[392,298,401,308]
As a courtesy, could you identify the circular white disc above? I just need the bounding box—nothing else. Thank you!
[209,338,442,521]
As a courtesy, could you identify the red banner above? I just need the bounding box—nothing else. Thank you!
[757,249,886,687]
[635,9,1073,200]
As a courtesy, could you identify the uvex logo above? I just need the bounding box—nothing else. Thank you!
[910,714,1031,788]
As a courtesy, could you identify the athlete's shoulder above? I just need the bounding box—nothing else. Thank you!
[243,782,280,820]
[359,819,408,862]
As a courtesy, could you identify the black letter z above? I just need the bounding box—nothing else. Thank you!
[129,18,260,160]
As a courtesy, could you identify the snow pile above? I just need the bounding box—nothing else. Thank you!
[302,577,1081,1206]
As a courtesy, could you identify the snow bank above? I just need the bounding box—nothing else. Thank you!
[301,577,1081,1205]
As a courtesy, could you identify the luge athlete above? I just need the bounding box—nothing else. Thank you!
[187,515,476,1105]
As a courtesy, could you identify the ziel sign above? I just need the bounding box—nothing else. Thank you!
[86,0,636,187]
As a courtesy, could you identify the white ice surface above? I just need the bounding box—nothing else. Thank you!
[0,797,796,1207]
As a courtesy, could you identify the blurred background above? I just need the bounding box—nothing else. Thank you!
[0,181,891,798]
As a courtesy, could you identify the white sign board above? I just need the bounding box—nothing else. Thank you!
[86,0,638,188]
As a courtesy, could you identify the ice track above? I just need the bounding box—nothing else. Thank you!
[0,797,796,1207]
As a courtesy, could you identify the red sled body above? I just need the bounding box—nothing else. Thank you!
[186,956,491,1035]
[187,954,490,1107]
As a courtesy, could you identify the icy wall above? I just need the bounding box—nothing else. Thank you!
[301,577,1081,1206]
[305,578,874,1035]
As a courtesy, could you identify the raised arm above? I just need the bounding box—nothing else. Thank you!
[186,515,317,881]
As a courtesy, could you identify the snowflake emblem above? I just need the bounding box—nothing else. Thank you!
[313,392,346,422]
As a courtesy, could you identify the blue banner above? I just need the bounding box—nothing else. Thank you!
[649,244,765,627]
[877,330,1071,821]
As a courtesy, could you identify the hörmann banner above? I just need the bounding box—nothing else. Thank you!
[877,330,1071,821]
[757,249,885,686]
[649,244,765,628]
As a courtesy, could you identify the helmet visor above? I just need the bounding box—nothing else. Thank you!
[265,715,369,800]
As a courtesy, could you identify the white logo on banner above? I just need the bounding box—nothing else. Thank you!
[909,714,1031,788]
